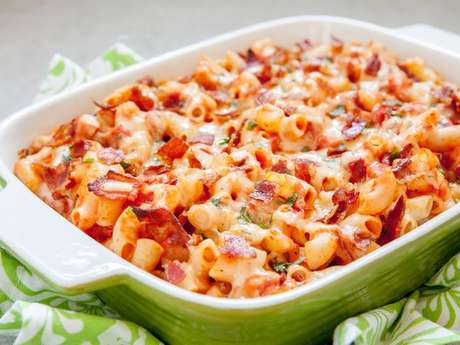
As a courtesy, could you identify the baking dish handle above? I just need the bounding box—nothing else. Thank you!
[396,24,460,54]
[0,172,127,294]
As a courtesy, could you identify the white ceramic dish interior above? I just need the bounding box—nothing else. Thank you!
[1,16,460,310]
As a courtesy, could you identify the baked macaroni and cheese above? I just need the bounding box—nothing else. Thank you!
[15,37,460,298]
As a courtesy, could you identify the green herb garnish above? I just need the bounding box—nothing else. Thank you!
[62,154,72,163]
[210,197,222,207]
[272,256,305,273]
[0,176,6,189]
[238,206,253,223]
[285,192,298,206]
[302,146,310,152]
[329,105,345,117]
[120,161,131,170]
[83,157,95,164]
[383,99,402,107]
[246,119,257,130]
[218,137,231,146]
[145,155,163,167]
[390,150,400,160]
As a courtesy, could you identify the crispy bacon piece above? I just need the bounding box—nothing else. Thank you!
[380,152,392,166]
[343,120,366,140]
[365,54,381,77]
[187,151,202,169]
[323,187,359,224]
[137,75,155,87]
[188,134,215,145]
[93,100,117,111]
[245,48,259,64]
[220,234,256,258]
[392,158,412,175]
[165,261,186,285]
[250,180,277,202]
[304,59,322,73]
[272,159,289,174]
[97,147,125,164]
[293,158,312,183]
[298,39,312,51]
[143,164,170,176]
[157,137,189,162]
[70,140,91,158]
[88,171,139,200]
[130,86,155,111]
[255,63,272,83]
[454,165,460,181]
[163,92,183,109]
[134,207,190,261]
[347,60,361,83]
[255,89,274,105]
[33,162,70,191]
[399,144,413,159]
[378,196,405,245]
[348,159,366,183]
[51,119,77,147]
[85,225,113,243]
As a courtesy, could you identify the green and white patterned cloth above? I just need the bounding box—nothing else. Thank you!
[1,43,460,345]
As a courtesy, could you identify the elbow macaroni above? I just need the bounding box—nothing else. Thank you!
[14,37,460,298]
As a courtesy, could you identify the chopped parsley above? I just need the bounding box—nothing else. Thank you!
[272,256,305,274]
[62,154,72,163]
[246,119,257,130]
[238,207,253,223]
[383,99,402,107]
[210,197,222,207]
[145,155,163,167]
[0,176,6,189]
[120,161,131,170]
[329,105,345,117]
[390,150,400,160]
[83,157,95,164]
[218,137,231,146]
[238,206,272,228]
[285,192,298,206]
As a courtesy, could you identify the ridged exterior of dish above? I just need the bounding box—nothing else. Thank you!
[97,215,460,345]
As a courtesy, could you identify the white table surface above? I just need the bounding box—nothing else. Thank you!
[1,0,460,119]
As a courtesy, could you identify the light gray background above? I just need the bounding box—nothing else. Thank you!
[1,0,460,119]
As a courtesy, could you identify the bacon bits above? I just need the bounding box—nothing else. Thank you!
[348,159,366,183]
[255,89,274,105]
[163,92,183,109]
[88,171,139,200]
[343,121,366,141]
[323,187,359,224]
[165,261,186,285]
[378,196,405,245]
[293,158,312,183]
[70,140,91,158]
[157,137,189,162]
[188,134,215,145]
[365,54,381,77]
[250,180,277,202]
[130,86,155,111]
[34,162,70,191]
[391,158,412,175]
[220,234,256,258]
[134,207,190,261]
[85,224,113,243]
[97,147,125,165]
[347,60,361,83]
[271,159,288,174]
